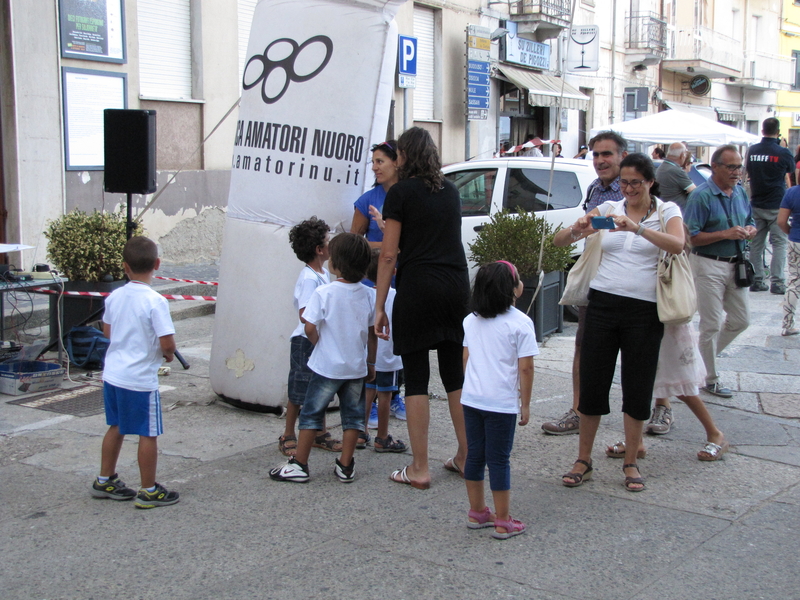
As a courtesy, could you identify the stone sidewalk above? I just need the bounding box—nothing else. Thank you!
[0,280,798,599]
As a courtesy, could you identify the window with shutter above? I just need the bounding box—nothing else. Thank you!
[238,0,258,86]
[413,5,436,121]
[138,0,193,100]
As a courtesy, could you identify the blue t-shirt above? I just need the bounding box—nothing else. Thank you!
[684,178,754,257]
[746,137,794,209]
[780,186,800,243]
[353,186,387,242]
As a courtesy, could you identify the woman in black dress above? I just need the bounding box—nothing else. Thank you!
[375,127,470,489]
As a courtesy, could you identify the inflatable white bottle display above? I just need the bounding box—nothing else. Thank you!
[210,0,406,407]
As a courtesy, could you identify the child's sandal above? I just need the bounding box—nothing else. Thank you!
[356,431,370,450]
[491,517,526,540]
[374,434,407,453]
[312,432,343,452]
[278,434,297,457]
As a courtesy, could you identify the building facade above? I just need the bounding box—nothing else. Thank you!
[1,0,793,271]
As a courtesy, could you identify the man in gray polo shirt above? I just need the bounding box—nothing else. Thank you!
[656,142,696,211]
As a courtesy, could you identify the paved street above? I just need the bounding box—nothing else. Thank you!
[1,274,798,600]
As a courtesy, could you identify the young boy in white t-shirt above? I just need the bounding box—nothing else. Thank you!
[90,237,178,509]
[270,233,376,483]
[280,217,342,457]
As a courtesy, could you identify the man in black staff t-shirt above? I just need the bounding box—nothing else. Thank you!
[745,117,793,294]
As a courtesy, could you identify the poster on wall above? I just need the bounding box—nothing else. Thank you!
[62,68,127,170]
[210,0,407,407]
[59,0,126,63]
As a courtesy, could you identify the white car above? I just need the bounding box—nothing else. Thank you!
[443,157,596,271]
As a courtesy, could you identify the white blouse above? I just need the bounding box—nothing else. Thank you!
[589,198,683,303]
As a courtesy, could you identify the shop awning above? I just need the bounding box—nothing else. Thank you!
[496,64,590,111]
[664,100,717,120]
[716,109,745,122]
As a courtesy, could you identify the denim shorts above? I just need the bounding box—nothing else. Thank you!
[104,381,163,437]
[299,373,365,432]
[287,336,314,406]
[365,370,399,392]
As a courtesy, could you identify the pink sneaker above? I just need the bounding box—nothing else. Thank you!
[467,506,495,529]
[492,517,526,539]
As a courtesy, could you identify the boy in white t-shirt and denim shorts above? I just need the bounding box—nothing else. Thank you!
[90,237,178,509]
[270,233,377,483]
[279,217,342,456]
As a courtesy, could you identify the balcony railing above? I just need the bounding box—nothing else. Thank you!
[625,12,667,58]
[669,26,741,73]
[510,0,571,20]
[742,51,795,86]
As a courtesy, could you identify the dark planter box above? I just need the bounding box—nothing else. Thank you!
[517,271,564,343]
[49,280,126,345]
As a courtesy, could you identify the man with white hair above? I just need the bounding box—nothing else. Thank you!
[656,142,696,210]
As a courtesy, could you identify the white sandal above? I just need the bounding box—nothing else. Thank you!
[697,441,729,461]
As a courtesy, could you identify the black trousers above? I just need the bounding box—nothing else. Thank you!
[578,289,664,421]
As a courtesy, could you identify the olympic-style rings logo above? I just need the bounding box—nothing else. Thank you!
[242,35,333,104]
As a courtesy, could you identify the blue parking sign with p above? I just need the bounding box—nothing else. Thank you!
[399,35,417,75]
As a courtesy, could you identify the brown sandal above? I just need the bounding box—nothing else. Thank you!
[623,463,646,492]
[278,434,297,457]
[562,459,593,487]
[312,431,343,452]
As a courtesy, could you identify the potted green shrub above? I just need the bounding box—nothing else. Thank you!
[44,209,143,341]
[468,209,574,341]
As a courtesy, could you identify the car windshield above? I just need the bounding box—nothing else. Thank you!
[504,168,582,213]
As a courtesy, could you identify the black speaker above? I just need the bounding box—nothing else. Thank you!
[103,109,157,194]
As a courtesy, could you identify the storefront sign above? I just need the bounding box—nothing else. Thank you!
[689,75,711,97]
[503,21,551,70]
[566,25,599,72]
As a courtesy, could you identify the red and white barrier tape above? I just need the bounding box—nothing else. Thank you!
[29,287,216,301]
[154,276,219,286]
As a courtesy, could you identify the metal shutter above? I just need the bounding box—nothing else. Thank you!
[413,5,435,121]
[238,0,258,86]
[138,0,192,100]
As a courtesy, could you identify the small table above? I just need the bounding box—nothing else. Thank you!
[0,277,68,340]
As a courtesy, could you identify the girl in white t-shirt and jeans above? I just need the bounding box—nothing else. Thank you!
[461,261,538,539]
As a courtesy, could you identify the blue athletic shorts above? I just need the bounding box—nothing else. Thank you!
[365,370,399,392]
[104,381,163,437]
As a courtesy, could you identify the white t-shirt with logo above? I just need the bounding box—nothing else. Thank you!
[461,307,539,414]
[291,265,330,339]
[103,281,176,392]
[303,281,375,380]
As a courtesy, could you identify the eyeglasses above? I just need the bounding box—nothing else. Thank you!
[619,179,646,189]
[716,163,744,172]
